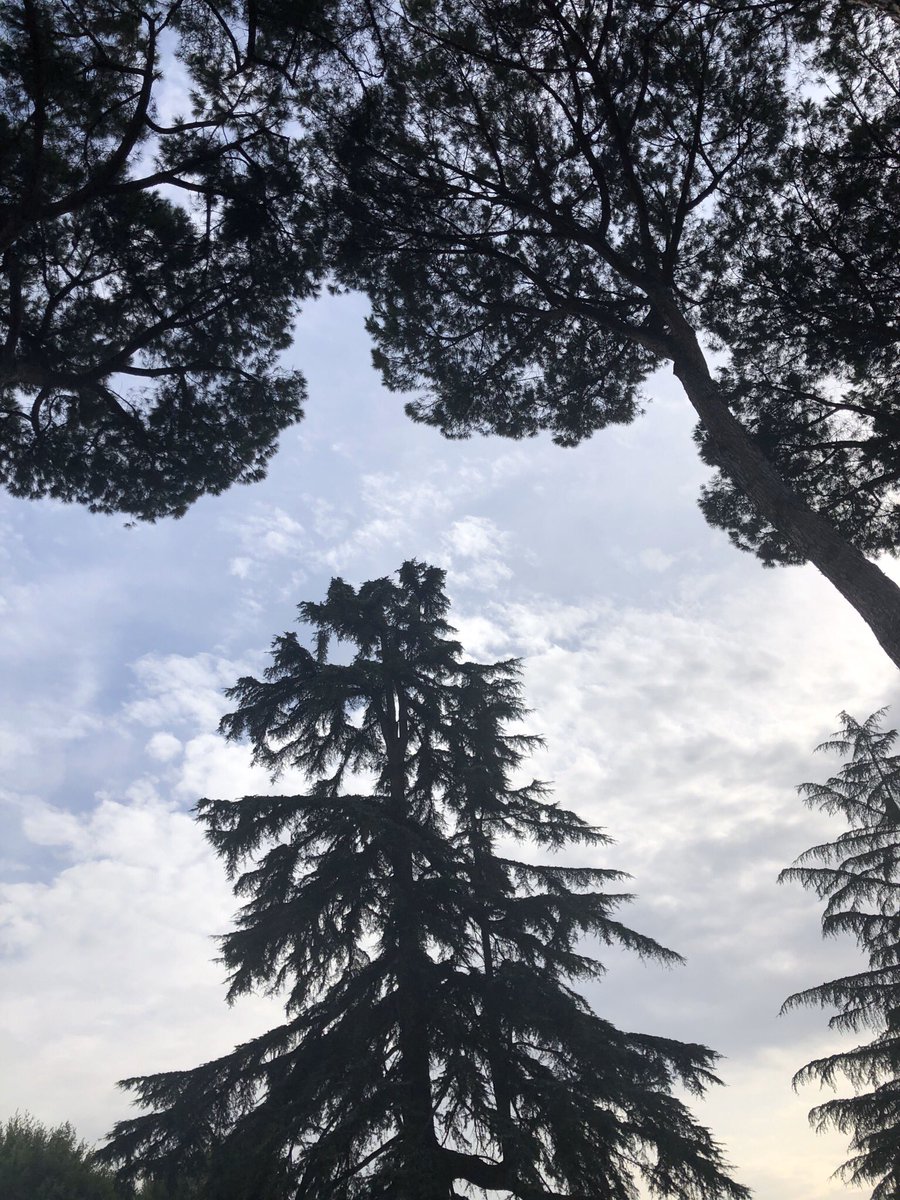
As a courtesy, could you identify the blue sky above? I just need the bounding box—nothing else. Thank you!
[1,289,898,1198]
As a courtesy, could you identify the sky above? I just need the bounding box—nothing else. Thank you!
[1,288,898,1199]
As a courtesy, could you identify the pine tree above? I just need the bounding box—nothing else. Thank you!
[781,710,900,1200]
[697,6,900,565]
[100,562,746,1200]
[0,0,343,518]
[320,0,900,668]
[441,660,744,1198]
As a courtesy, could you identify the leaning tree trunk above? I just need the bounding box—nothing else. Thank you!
[662,306,900,672]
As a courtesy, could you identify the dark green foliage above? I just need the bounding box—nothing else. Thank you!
[781,710,900,1199]
[0,1112,120,1200]
[138,1181,202,1200]
[6,0,899,580]
[100,562,746,1200]
[0,0,341,518]
[0,1112,199,1199]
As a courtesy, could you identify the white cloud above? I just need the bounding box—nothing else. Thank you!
[173,733,270,802]
[227,506,307,564]
[442,516,514,590]
[222,451,537,588]
[444,515,508,560]
[0,794,279,1140]
[638,546,677,572]
[123,653,242,734]
[145,732,183,762]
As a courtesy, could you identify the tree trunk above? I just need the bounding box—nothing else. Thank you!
[381,681,451,1200]
[388,836,449,1200]
[666,314,900,672]
[462,814,530,1187]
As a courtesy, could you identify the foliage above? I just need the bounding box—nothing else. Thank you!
[311,0,900,669]
[5,0,899,614]
[138,1175,204,1199]
[781,710,900,1200]
[329,0,787,448]
[0,1112,119,1200]
[0,1112,201,1199]
[99,562,747,1200]
[0,0,342,518]
[324,0,900,564]
[698,6,900,562]
[5,0,900,665]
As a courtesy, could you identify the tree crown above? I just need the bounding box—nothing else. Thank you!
[100,562,747,1200]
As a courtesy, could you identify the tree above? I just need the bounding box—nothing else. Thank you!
[0,1112,119,1200]
[0,1112,199,1199]
[780,710,900,1200]
[8,1,900,667]
[316,0,900,668]
[698,5,900,565]
[0,0,340,519]
[99,562,746,1200]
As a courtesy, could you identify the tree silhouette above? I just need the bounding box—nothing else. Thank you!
[100,562,746,1200]
[322,0,900,666]
[782,710,900,1200]
[0,0,337,518]
[698,6,900,565]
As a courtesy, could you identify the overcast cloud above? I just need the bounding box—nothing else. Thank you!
[2,292,896,1199]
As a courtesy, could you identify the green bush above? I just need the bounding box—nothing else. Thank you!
[0,1113,119,1200]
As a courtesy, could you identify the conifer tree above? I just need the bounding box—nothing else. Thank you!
[781,710,900,1199]
[100,562,746,1200]
[698,6,900,565]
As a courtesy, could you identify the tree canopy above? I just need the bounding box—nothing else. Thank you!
[698,5,900,564]
[0,0,336,519]
[320,0,900,667]
[99,562,746,1200]
[4,0,900,668]
[0,1113,119,1200]
[781,710,900,1200]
